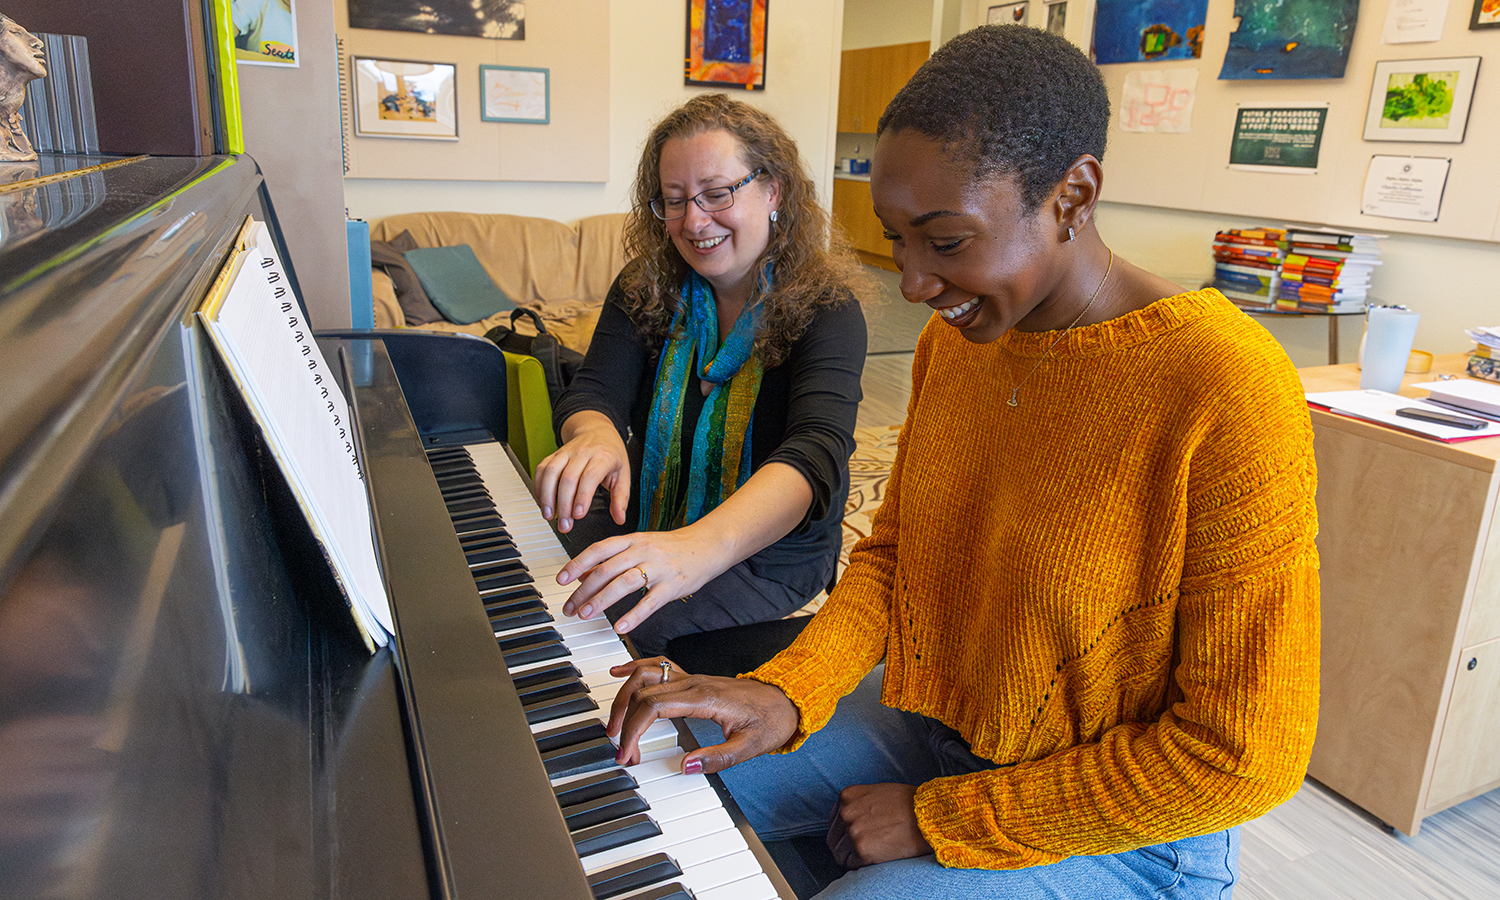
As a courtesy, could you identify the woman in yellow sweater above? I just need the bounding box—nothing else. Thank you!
[608,24,1320,899]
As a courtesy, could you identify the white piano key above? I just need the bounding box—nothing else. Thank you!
[695,873,782,900]
[580,807,743,871]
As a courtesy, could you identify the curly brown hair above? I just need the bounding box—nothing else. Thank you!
[621,94,864,367]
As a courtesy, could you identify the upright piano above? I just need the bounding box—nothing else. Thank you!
[0,156,792,899]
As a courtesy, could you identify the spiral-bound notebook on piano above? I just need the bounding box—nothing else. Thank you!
[198,217,394,649]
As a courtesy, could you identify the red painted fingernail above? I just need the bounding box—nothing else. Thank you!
[683,757,702,775]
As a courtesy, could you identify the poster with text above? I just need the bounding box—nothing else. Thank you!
[1229,105,1327,172]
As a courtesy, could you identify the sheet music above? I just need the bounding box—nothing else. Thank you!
[198,219,393,649]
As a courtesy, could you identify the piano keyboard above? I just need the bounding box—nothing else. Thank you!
[426,442,783,900]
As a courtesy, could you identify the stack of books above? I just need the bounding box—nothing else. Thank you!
[1276,229,1382,313]
[1465,327,1500,383]
[1211,227,1286,307]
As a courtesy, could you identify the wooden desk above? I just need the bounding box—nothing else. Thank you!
[1298,354,1500,835]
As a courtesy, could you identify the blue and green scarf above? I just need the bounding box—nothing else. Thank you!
[638,269,767,530]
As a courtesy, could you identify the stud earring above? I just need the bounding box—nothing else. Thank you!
[1067,226,1076,242]
[770,210,779,224]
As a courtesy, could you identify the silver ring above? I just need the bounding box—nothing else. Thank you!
[634,565,649,590]
[660,660,672,683]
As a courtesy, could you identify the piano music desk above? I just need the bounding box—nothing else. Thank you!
[1297,354,1500,836]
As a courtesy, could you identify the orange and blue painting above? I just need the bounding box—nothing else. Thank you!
[686,0,767,90]
[1219,0,1359,80]
[1093,0,1207,64]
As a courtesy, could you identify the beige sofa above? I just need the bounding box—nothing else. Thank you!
[369,211,629,353]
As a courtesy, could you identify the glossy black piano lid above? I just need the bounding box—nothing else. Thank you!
[0,157,584,899]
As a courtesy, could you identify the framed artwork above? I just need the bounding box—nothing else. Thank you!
[481,65,549,124]
[1362,57,1480,143]
[1472,0,1500,29]
[988,2,1029,25]
[352,57,458,140]
[346,0,525,39]
[685,0,767,90]
[1044,0,1067,38]
[233,0,300,66]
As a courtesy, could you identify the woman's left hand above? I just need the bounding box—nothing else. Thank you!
[557,527,728,635]
[826,783,933,869]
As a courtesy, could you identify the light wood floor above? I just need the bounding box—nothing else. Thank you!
[850,299,1500,899]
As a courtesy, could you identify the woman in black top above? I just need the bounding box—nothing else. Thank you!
[537,94,867,656]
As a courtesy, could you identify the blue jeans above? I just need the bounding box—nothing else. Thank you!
[689,668,1239,900]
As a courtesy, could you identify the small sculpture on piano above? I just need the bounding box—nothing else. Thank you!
[0,13,47,162]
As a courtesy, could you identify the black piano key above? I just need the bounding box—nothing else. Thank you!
[570,812,660,857]
[622,884,693,900]
[499,628,569,667]
[472,559,531,580]
[455,514,507,535]
[586,854,683,900]
[458,525,514,545]
[481,584,544,607]
[484,595,547,619]
[562,789,649,831]
[490,605,552,633]
[542,736,618,778]
[523,693,599,725]
[514,674,587,704]
[424,448,470,463]
[466,543,522,565]
[552,769,639,808]
[510,660,581,690]
[447,495,496,515]
[475,569,535,592]
[535,720,608,754]
[450,506,499,525]
[442,487,494,506]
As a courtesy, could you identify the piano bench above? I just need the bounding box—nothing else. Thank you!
[663,615,813,678]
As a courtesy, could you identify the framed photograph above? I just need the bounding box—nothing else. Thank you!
[988,2,1030,26]
[1363,57,1480,144]
[685,0,767,90]
[352,57,458,140]
[1228,103,1328,173]
[480,65,549,124]
[1472,0,1500,29]
[347,0,525,39]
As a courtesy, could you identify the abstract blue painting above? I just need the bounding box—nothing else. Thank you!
[705,0,751,64]
[1218,0,1360,80]
[1093,0,1209,64]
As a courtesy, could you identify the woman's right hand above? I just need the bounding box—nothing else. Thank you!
[606,657,800,771]
[534,411,631,532]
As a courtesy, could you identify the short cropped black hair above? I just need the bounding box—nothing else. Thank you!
[878,25,1110,214]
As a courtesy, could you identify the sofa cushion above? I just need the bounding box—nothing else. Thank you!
[404,244,518,325]
[370,230,445,325]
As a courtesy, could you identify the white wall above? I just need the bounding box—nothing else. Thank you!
[343,0,845,225]
[842,0,933,49]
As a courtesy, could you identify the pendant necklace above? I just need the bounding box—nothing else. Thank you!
[1006,250,1114,408]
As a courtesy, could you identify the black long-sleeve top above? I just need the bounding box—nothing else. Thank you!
[553,272,868,597]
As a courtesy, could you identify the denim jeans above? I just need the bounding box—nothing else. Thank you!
[688,668,1239,900]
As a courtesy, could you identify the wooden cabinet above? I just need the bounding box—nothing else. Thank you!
[836,41,929,135]
[1298,355,1500,835]
[831,177,896,272]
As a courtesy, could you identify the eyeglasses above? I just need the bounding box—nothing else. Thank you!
[649,168,765,220]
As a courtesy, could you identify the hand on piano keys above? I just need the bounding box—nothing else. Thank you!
[429,441,788,900]
[601,659,799,773]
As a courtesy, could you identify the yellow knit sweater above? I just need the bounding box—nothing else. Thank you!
[748,289,1320,870]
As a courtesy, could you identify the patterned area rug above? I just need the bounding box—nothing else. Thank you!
[799,423,900,615]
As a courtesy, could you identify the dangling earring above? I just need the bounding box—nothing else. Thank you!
[770,210,779,224]
[1067,226,1076,242]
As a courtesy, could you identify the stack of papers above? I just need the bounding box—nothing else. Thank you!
[1414,379,1500,421]
[1306,389,1498,443]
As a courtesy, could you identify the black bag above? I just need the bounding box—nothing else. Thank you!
[483,308,583,406]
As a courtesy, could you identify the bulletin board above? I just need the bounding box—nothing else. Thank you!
[337,0,609,183]
[1093,0,1500,242]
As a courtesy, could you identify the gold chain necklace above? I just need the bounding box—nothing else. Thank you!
[1006,250,1114,408]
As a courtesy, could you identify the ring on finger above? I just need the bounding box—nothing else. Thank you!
[633,565,649,590]
[660,660,672,683]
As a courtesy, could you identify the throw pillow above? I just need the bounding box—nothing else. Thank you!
[370,229,445,325]
[403,244,517,326]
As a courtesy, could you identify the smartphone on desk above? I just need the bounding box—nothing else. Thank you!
[1395,407,1489,431]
